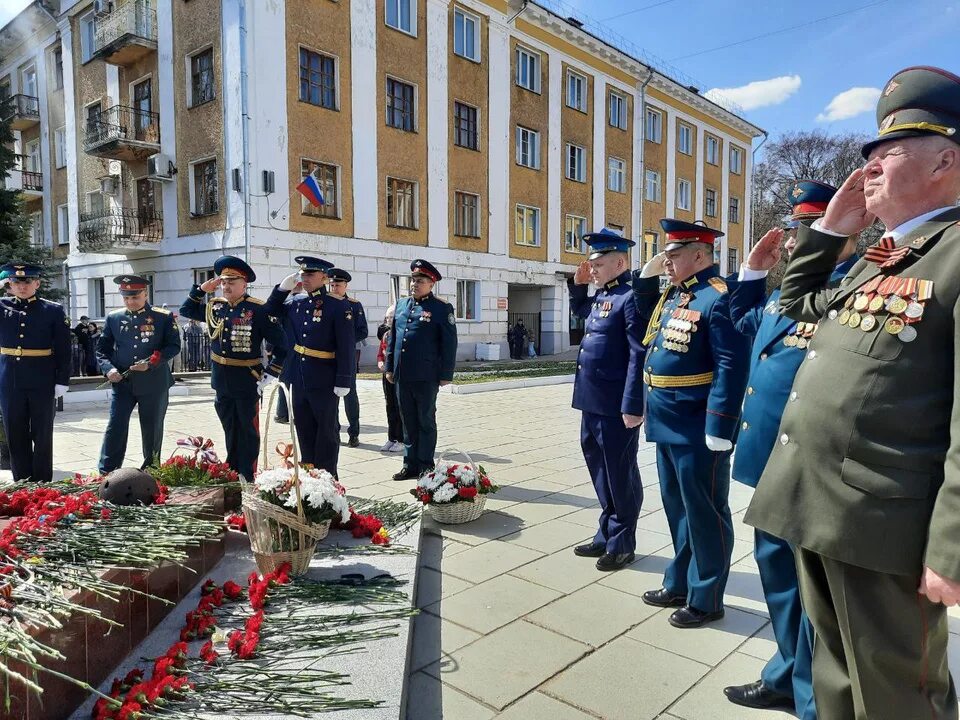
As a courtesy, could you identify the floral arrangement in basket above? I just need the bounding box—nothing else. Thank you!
[410,459,499,506]
[252,455,351,530]
[147,437,240,488]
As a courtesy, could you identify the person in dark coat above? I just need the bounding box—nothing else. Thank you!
[377,304,404,452]
[73,315,96,376]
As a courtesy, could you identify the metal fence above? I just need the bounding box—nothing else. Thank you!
[2,94,40,122]
[84,104,161,150]
[95,0,158,51]
[70,329,213,377]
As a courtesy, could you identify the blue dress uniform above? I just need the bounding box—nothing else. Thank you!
[0,263,71,482]
[97,276,182,473]
[724,180,855,717]
[641,220,750,627]
[328,268,369,444]
[264,257,355,476]
[179,256,286,481]
[568,230,657,567]
[384,259,458,480]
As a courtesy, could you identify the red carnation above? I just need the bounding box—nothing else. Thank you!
[223,580,243,600]
[148,350,162,366]
[458,486,478,500]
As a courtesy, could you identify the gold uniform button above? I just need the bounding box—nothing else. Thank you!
[747,387,754,395]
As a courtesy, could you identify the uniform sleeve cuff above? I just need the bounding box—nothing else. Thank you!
[738,265,769,281]
[810,219,846,237]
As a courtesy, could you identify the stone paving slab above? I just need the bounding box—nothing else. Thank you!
[426,573,563,634]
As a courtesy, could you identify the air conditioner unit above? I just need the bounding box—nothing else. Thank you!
[99,174,119,195]
[147,154,175,181]
[93,0,113,15]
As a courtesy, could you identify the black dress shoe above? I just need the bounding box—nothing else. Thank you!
[573,541,605,557]
[391,467,418,482]
[668,605,725,628]
[348,436,360,448]
[595,552,635,571]
[723,680,794,710]
[273,416,289,425]
[641,588,686,608]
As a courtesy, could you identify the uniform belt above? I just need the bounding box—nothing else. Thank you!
[0,347,52,357]
[294,344,336,360]
[210,352,262,368]
[643,371,714,388]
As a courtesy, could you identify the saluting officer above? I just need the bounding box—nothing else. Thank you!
[97,276,181,474]
[0,263,71,482]
[328,268,369,448]
[179,256,286,481]
[266,257,355,476]
[722,182,858,716]
[639,219,750,628]
[384,259,458,482]
[568,229,656,571]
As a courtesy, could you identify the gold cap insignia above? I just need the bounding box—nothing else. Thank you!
[883,80,900,97]
[880,114,896,131]
[791,186,804,198]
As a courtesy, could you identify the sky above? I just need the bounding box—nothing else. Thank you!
[2,0,958,142]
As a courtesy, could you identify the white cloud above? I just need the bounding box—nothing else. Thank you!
[815,87,881,122]
[704,75,802,112]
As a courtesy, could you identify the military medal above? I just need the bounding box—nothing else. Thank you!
[838,309,851,325]
[867,295,885,313]
[898,325,917,342]
[860,314,878,332]
[904,302,924,319]
[796,337,808,349]
[848,311,862,329]
[853,294,869,312]
[884,316,905,335]
[844,294,855,309]
[886,295,908,314]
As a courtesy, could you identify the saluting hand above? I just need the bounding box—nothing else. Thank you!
[200,277,221,294]
[573,261,592,286]
[920,566,960,607]
[820,168,877,236]
[745,228,783,272]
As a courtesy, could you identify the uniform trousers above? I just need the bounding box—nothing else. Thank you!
[382,375,403,444]
[0,386,55,482]
[291,364,341,476]
[396,380,439,474]
[98,385,169,473]
[580,411,642,554]
[342,350,361,438]
[796,547,957,720]
[656,443,734,613]
[214,385,260,482]
[755,529,815,720]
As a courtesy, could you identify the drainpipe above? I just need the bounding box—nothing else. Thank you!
[61,259,71,319]
[749,129,769,252]
[506,0,529,24]
[635,65,654,269]
[238,0,252,264]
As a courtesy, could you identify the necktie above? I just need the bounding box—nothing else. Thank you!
[864,235,910,268]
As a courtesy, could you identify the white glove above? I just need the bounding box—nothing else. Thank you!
[257,373,277,395]
[279,272,300,291]
[54,384,69,398]
[640,252,666,278]
[705,434,733,452]
[333,387,350,397]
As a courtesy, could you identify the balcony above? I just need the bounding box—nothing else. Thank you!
[84,104,160,161]
[2,94,40,131]
[93,0,158,66]
[77,207,163,254]
[5,155,43,198]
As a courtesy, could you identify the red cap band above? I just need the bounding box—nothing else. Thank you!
[667,230,713,242]
[792,201,829,219]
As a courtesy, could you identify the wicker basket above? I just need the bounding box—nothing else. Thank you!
[240,383,329,576]
[426,449,488,525]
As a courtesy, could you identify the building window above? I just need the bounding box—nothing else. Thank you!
[194,268,216,287]
[705,188,717,217]
[677,178,692,211]
[190,158,219,216]
[730,196,741,223]
[678,122,692,155]
[132,78,154,139]
[80,12,95,64]
[57,204,69,246]
[386,177,417,229]
[386,0,416,35]
[54,126,66,168]
[90,278,105,318]
[30,211,43,247]
[19,65,36,99]
[608,90,627,129]
[564,214,587,253]
[85,101,101,136]
[515,46,540,93]
[608,157,626,193]
[455,279,478,320]
[299,48,337,109]
[189,48,215,107]
[137,178,158,223]
[706,135,720,165]
[515,204,540,246]
[53,47,63,91]
[730,145,743,174]
[515,125,539,169]
[566,70,586,112]
[566,144,586,183]
[87,190,104,214]
[454,191,480,237]
[386,77,415,131]
[645,169,661,202]
[607,223,624,234]
[141,272,156,305]
[728,247,739,271]
[453,8,480,62]
[645,107,662,143]
[0,80,9,101]
[644,231,659,262]
[453,102,478,150]
[301,159,340,218]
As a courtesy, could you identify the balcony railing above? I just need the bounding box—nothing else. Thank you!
[77,207,163,254]
[2,94,40,130]
[93,0,158,65]
[84,104,160,161]
[4,155,43,195]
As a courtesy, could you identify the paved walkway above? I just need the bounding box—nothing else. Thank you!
[39,382,960,720]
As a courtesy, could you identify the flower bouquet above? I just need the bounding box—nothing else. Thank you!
[147,437,242,509]
[410,450,498,524]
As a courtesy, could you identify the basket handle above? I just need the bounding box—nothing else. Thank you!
[260,382,307,522]
[436,448,477,476]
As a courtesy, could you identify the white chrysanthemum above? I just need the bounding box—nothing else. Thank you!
[254,468,292,495]
[432,484,458,504]
[417,472,446,492]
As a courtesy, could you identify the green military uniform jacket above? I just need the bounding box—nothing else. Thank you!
[745,206,960,580]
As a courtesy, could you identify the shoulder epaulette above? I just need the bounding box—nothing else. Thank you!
[708,277,728,294]
[245,295,265,305]
[152,306,171,315]
[210,296,228,305]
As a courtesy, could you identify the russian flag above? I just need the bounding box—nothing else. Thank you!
[296,173,325,207]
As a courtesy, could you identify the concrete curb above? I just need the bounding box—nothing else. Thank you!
[445,374,575,394]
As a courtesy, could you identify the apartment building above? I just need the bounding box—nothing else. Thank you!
[0,0,763,360]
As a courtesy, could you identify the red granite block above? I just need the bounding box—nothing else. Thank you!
[126,570,150,651]
[201,533,226,575]
[28,602,88,720]
[85,569,131,690]
[1,659,36,720]
[146,562,179,632]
